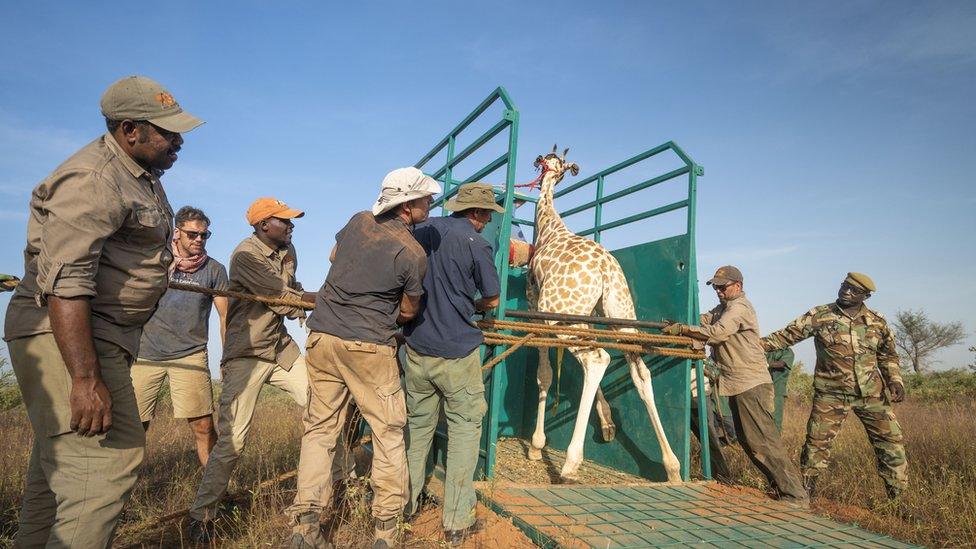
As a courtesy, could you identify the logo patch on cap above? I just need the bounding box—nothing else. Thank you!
[155,92,176,109]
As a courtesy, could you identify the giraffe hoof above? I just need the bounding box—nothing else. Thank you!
[557,475,580,485]
[527,447,543,461]
[601,423,616,443]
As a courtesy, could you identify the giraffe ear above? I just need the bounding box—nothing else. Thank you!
[534,155,544,169]
[568,162,580,176]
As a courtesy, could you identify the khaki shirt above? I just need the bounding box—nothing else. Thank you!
[3,133,174,357]
[762,303,902,398]
[685,293,771,397]
[221,234,305,368]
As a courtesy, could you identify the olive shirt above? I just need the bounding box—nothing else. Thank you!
[308,211,426,346]
[221,235,305,369]
[761,302,902,398]
[684,293,772,397]
[3,132,174,357]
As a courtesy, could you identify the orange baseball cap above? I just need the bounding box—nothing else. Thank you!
[245,197,305,225]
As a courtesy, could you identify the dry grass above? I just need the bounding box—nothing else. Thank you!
[1,385,974,547]
[692,396,976,548]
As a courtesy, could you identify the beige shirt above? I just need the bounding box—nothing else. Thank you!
[684,293,771,397]
[221,234,305,368]
[3,133,174,357]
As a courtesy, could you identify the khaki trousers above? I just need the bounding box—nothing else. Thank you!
[8,333,145,549]
[728,383,807,501]
[188,354,310,521]
[289,332,407,522]
[404,345,486,531]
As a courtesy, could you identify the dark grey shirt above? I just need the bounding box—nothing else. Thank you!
[307,211,427,346]
[138,258,228,361]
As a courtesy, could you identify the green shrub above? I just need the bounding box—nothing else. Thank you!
[0,359,23,411]
[902,369,976,402]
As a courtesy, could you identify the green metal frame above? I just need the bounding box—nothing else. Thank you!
[414,87,710,481]
[414,87,521,475]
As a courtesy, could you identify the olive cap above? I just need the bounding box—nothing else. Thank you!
[845,272,876,292]
[100,76,204,133]
[706,265,743,286]
[444,183,505,213]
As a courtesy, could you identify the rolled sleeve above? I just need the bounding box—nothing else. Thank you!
[396,249,427,297]
[471,239,500,298]
[685,301,746,344]
[762,310,816,351]
[231,251,305,318]
[36,170,124,299]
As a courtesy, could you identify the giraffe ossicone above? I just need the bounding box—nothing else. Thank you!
[524,146,682,484]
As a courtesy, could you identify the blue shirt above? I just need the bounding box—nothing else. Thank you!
[405,215,501,358]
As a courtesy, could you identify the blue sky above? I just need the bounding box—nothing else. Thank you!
[1,1,974,374]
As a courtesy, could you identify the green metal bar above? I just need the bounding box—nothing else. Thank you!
[414,87,514,169]
[558,166,690,218]
[444,135,456,206]
[553,141,686,199]
[429,118,510,179]
[485,107,520,479]
[687,163,706,481]
[575,199,688,237]
[593,175,604,243]
[462,152,509,184]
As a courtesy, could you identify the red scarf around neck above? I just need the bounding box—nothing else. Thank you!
[172,236,208,274]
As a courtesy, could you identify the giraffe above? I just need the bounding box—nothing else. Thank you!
[524,145,682,484]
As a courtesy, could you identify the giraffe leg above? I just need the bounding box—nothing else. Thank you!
[594,387,615,442]
[559,347,610,483]
[626,351,682,482]
[528,347,552,461]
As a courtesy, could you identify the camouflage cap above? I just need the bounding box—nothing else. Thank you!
[706,265,743,286]
[444,182,505,213]
[845,272,876,292]
[100,76,204,133]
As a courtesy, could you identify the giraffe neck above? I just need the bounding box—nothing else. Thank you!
[535,171,570,247]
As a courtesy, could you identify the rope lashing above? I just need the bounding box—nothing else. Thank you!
[167,281,315,309]
[481,332,536,371]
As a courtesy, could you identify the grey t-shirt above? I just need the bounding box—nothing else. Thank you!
[138,258,228,361]
[307,211,427,346]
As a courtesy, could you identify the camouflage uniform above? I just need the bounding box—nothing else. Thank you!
[762,303,907,493]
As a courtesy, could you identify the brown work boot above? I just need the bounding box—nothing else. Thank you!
[372,516,400,549]
[290,512,332,549]
[445,519,486,547]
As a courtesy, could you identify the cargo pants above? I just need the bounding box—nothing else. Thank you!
[8,333,145,548]
[728,383,808,501]
[189,354,328,521]
[288,332,408,523]
[404,345,487,531]
[802,391,907,492]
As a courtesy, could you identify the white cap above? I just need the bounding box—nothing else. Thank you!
[371,167,441,216]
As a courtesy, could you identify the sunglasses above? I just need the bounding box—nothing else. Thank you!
[840,282,869,296]
[179,228,212,241]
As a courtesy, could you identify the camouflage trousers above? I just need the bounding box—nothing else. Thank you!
[802,391,907,491]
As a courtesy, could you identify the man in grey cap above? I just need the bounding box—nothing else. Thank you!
[2,75,202,547]
[664,266,808,506]
[403,183,503,545]
[287,167,438,549]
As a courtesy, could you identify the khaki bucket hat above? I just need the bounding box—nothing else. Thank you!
[444,182,505,213]
[100,76,204,133]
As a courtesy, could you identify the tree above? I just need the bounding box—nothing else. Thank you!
[892,309,966,373]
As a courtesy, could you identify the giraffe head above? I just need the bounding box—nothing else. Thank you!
[533,144,580,188]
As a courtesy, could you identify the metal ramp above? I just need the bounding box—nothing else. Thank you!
[479,483,918,548]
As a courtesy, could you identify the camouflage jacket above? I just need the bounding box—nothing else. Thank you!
[761,303,902,397]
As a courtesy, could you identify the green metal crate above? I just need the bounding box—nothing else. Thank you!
[413,87,712,483]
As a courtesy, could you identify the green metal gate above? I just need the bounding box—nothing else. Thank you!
[414,87,708,482]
